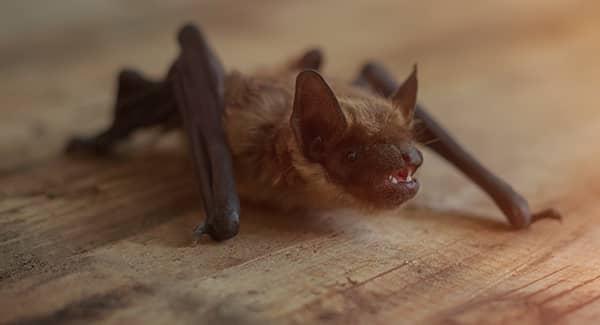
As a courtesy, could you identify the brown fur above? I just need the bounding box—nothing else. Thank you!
[221,60,417,212]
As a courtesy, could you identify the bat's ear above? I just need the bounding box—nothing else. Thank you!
[291,70,347,162]
[391,65,418,125]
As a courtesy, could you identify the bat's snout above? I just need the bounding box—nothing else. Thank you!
[399,146,423,171]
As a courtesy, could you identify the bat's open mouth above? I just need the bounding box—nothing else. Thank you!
[387,167,415,184]
[372,166,419,207]
[385,167,419,194]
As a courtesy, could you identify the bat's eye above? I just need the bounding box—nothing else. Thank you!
[346,151,358,162]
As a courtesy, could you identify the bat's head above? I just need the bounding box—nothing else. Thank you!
[291,68,422,209]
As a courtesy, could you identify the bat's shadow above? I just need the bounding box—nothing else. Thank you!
[52,149,514,251]
[53,149,342,249]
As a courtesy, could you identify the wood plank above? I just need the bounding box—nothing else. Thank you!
[1,0,600,324]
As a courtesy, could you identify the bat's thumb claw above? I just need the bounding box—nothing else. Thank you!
[193,223,208,236]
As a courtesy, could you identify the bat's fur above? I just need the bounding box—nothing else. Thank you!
[222,58,420,212]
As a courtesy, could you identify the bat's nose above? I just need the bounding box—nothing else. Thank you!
[400,146,423,170]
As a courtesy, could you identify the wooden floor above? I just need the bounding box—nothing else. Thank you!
[2,0,600,324]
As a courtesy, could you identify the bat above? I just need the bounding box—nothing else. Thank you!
[66,24,561,241]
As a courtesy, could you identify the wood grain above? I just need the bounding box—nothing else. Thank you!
[2,0,600,324]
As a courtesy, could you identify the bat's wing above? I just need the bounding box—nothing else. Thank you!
[170,24,240,241]
[355,62,561,228]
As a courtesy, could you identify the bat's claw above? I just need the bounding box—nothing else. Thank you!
[192,223,208,238]
[532,208,563,223]
[496,190,563,229]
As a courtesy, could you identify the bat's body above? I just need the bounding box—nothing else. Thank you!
[67,24,560,241]
[223,70,418,212]
[223,71,335,211]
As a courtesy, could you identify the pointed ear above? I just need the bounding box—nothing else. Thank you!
[391,65,418,124]
[291,70,347,162]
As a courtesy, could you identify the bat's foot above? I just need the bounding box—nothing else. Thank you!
[193,210,240,242]
[532,208,563,223]
[65,136,112,155]
[496,190,563,229]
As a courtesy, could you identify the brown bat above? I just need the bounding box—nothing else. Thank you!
[66,24,561,241]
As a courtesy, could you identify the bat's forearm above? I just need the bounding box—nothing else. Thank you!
[171,25,241,240]
[358,63,560,228]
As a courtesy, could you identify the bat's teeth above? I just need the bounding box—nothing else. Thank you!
[389,169,415,185]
